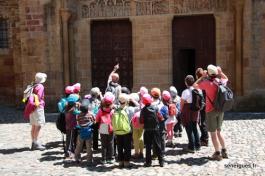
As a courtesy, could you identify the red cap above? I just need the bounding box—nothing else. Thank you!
[142,94,152,105]
[65,86,74,94]
[162,90,171,102]
[73,83,81,93]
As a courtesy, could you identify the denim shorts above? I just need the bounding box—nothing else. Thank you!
[206,110,224,132]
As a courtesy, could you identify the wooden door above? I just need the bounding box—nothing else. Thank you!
[91,20,133,91]
[172,15,216,93]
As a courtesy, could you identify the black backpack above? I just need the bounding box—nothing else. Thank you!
[56,113,66,134]
[141,105,159,130]
[190,89,205,111]
[213,84,234,112]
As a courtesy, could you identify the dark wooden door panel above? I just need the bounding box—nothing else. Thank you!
[172,15,216,93]
[91,20,133,91]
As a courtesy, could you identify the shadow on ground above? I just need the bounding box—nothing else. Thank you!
[0,147,31,154]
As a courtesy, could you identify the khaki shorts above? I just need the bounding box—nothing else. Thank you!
[206,110,224,132]
[30,107,45,126]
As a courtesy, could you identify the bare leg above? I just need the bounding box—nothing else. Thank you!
[217,130,225,149]
[210,131,220,151]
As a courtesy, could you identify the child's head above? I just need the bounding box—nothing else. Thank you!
[119,93,128,108]
[139,86,148,98]
[142,93,152,106]
[185,75,195,87]
[162,90,171,104]
[73,83,81,94]
[90,87,101,98]
[150,87,161,100]
[121,87,131,94]
[65,86,74,97]
[80,99,91,114]
[169,86,178,99]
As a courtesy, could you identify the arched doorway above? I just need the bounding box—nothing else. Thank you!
[91,19,133,92]
[172,14,216,93]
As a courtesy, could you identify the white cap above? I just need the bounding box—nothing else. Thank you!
[207,64,218,76]
[35,72,47,84]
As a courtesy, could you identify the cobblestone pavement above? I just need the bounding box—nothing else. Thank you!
[0,106,265,176]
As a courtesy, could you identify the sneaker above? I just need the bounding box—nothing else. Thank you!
[100,160,107,165]
[32,142,45,151]
[210,151,223,161]
[152,154,158,160]
[200,140,209,147]
[106,159,114,164]
[221,149,228,159]
[159,160,164,167]
[124,161,132,168]
[183,148,195,153]
[144,163,151,167]
[166,141,174,148]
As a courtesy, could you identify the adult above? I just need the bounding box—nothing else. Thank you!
[196,64,229,160]
[105,64,122,107]
[30,72,47,150]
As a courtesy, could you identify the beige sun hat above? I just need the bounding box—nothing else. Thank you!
[35,72,47,84]
[118,93,129,104]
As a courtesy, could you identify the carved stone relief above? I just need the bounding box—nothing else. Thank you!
[174,0,228,14]
[135,0,169,16]
[80,0,131,18]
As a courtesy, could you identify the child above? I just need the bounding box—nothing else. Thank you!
[169,86,182,138]
[96,92,115,164]
[180,75,200,153]
[161,91,177,147]
[65,94,80,158]
[130,93,144,159]
[75,99,95,166]
[112,93,132,168]
[140,94,164,167]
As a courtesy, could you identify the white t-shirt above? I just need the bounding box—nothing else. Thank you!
[181,87,194,103]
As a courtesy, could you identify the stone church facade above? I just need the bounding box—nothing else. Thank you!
[0,0,264,111]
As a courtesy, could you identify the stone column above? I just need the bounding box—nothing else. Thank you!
[60,8,71,86]
[234,0,245,95]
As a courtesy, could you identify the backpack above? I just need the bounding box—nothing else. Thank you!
[190,89,205,111]
[57,98,67,113]
[112,108,131,135]
[212,83,234,112]
[141,105,159,130]
[79,124,93,140]
[56,113,66,134]
[168,103,177,116]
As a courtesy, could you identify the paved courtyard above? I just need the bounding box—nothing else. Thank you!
[0,106,265,176]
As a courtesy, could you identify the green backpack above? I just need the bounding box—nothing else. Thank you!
[112,108,131,135]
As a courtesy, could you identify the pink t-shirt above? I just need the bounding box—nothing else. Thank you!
[33,84,45,109]
[96,109,114,134]
[198,78,228,113]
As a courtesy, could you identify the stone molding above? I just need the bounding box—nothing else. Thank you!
[78,0,229,18]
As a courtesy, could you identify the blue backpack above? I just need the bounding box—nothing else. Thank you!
[78,124,93,140]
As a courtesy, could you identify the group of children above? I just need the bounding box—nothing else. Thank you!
[56,64,222,168]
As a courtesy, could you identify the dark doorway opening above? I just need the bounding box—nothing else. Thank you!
[173,49,196,92]
[91,20,133,92]
[172,14,216,94]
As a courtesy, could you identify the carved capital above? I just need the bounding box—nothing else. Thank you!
[60,9,71,22]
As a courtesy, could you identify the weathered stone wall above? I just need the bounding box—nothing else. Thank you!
[1,0,265,111]
[0,0,19,104]
[235,0,265,111]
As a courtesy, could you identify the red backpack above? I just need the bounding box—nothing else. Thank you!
[168,103,177,116]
